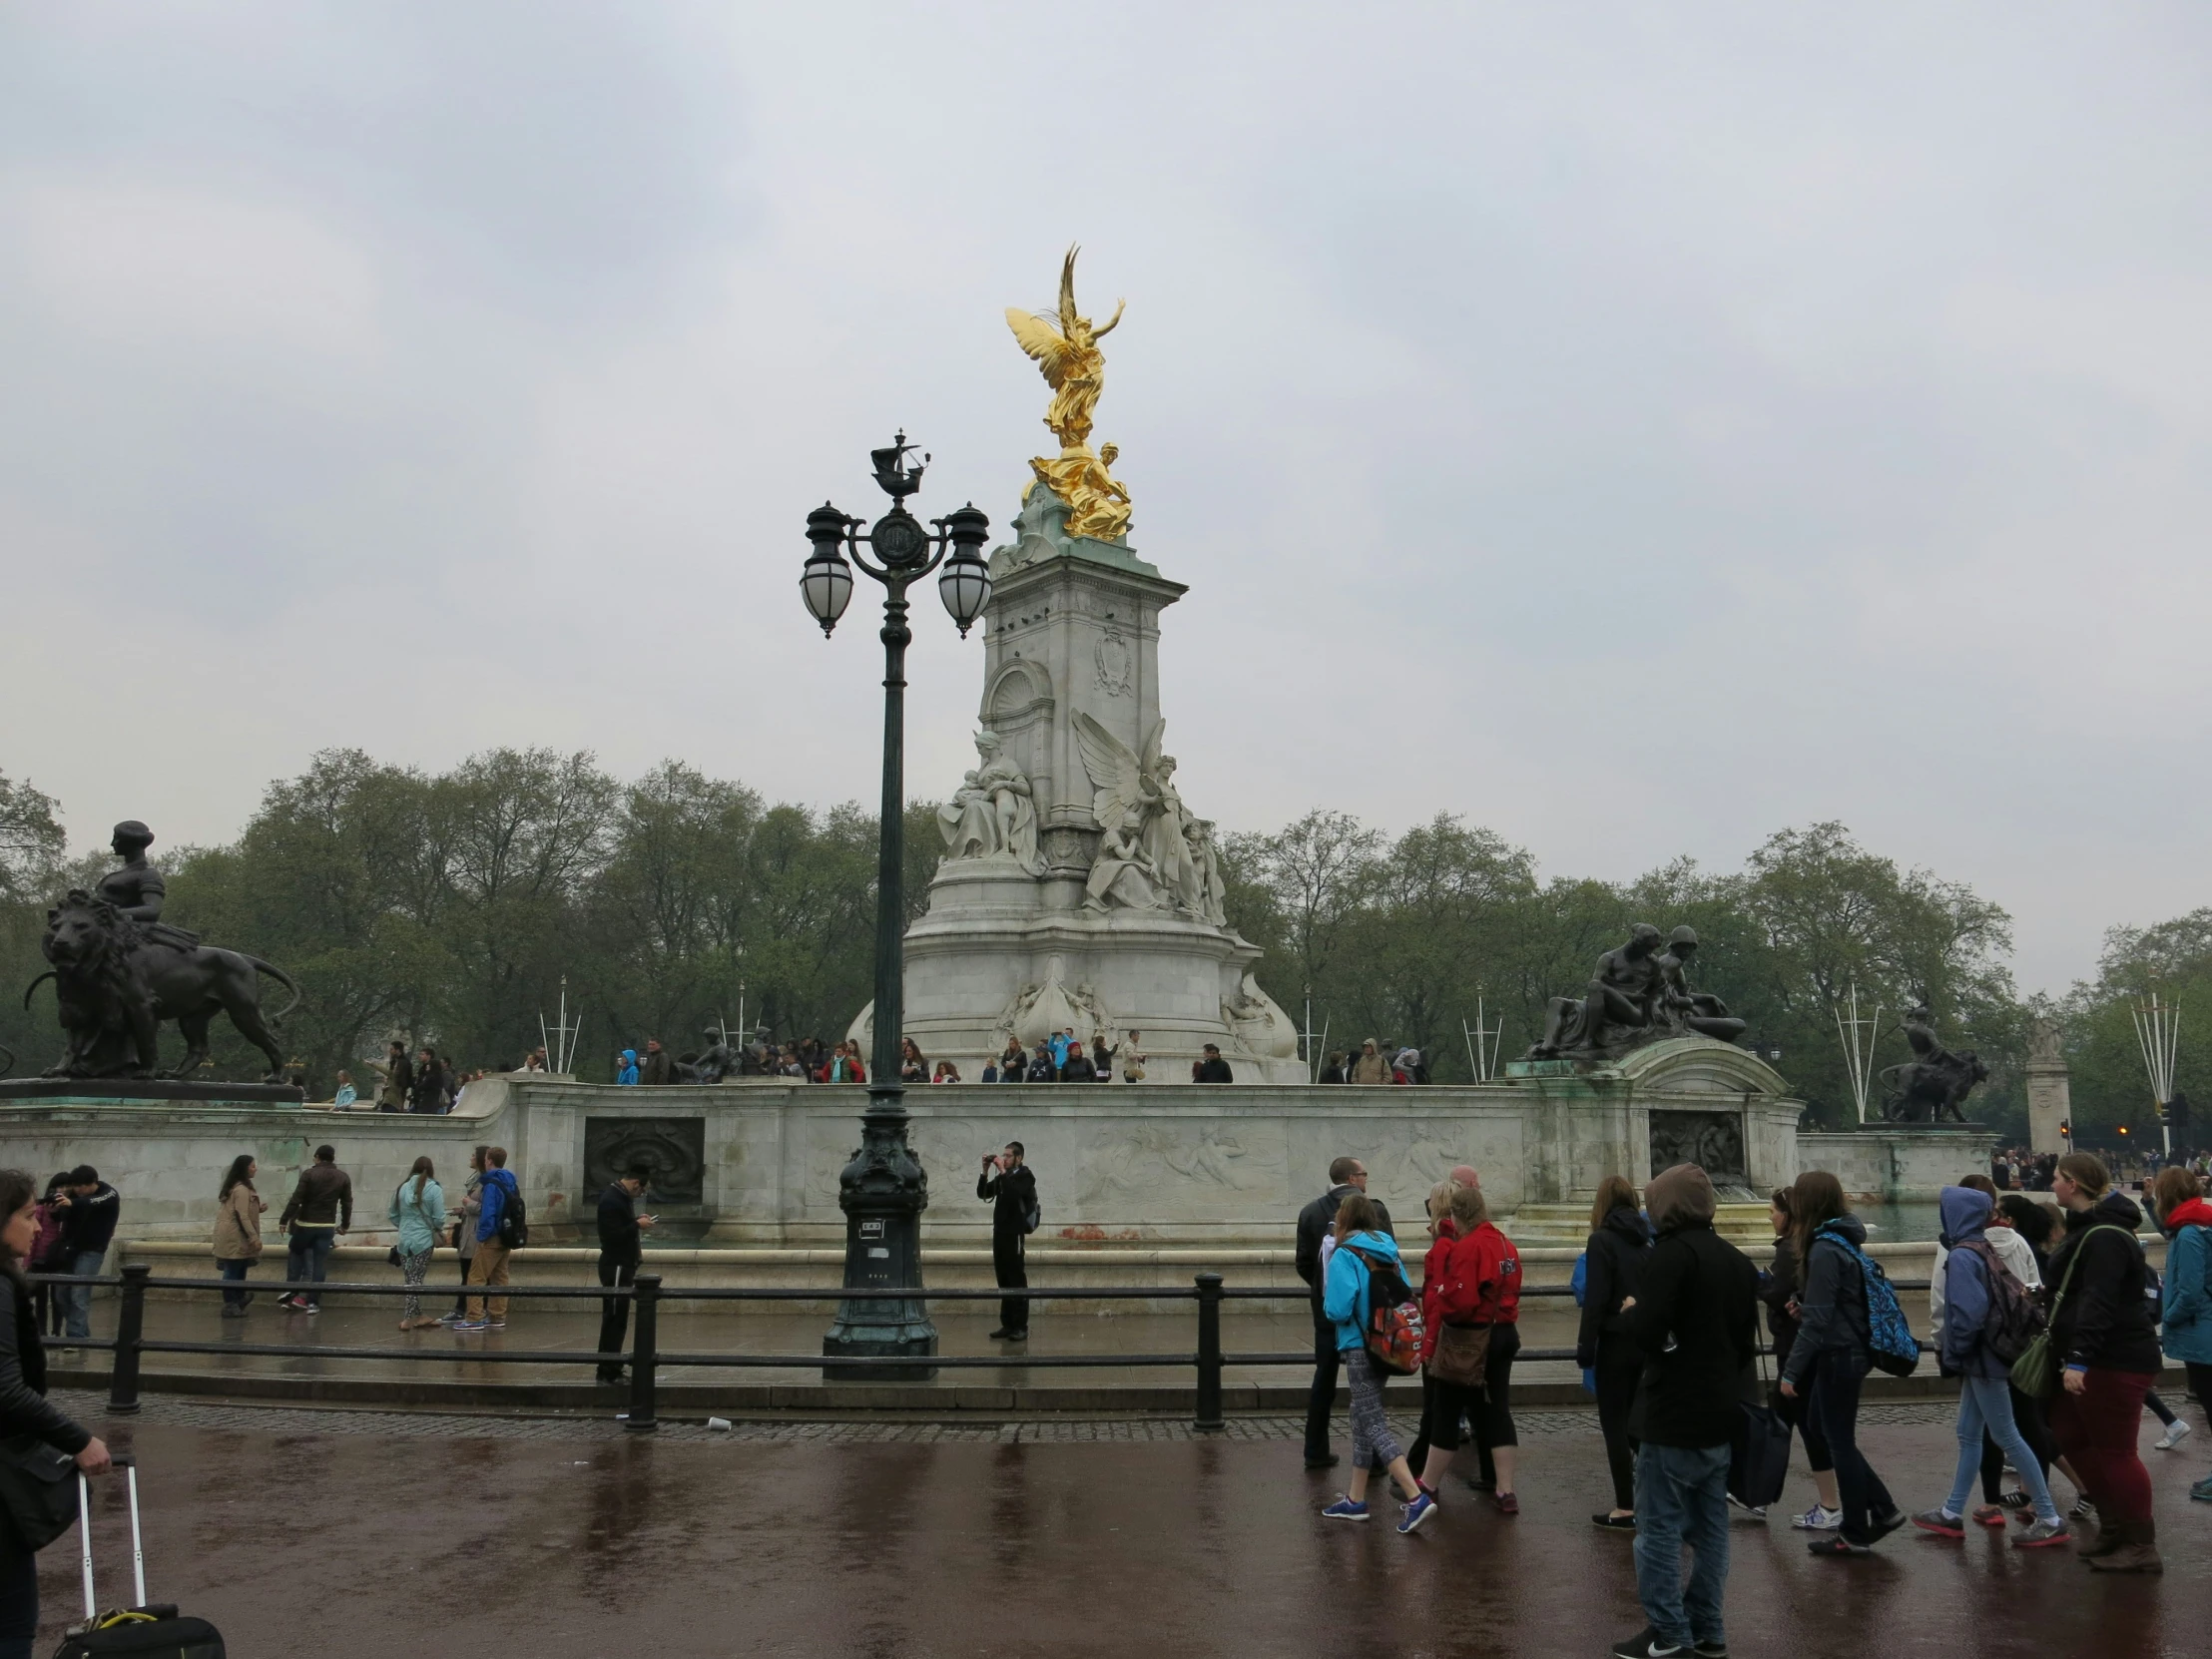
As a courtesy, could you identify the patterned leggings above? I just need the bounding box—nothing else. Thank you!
[400,1248,433,1321]
[1345,1347,1402,1470]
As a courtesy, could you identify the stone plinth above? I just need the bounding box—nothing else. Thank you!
[0,1078,305,1104]
[1797,1126,2001,1202]
[2024,1020,2072,1156]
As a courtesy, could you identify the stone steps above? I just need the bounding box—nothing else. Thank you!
[1502,1202,1775,1248]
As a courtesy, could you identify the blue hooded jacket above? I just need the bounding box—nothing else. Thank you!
[476,1166,519,1245]
[1322,1230,1402,1353]
[1936,1184,2008,1379]
[617,1050,640,1086]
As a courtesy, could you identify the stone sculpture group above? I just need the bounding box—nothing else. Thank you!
[935,730,1045,875]
[1527,923,1747,1062]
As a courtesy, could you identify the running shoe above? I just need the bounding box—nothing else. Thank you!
[2012,1517,2070,1549]
[1396,1492,1437,1535]
[1321,1496,1370,1521]
[2068,1497,2095,1523]
[1969,1504,2007,1527]
[2189,1475,2212,1503]
[1911,1508,1964,1538]
[451,1319,488,1332]
[1493,1491,1519,1515]
[1609,1630,1684,1659]
[1592,1512,1637,1530]
[1790,1504,1841,1531]
[1806,1536,1873,1557]
[2155,1418,2193,1451]
[1867,1508,1908,1544]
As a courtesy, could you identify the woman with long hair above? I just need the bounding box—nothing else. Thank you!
[1576,1174,1650,1529]
[0,1167,111,1658]
[211,1154,267,1316]
[389,1155,447,1330]
[1761,1186,1842,1530]
[1778,1169,1903,1556]
[1411,1181,1524,1520]
[899,1037,927,1084]
[2046,1153,2164,1571]
[1319,1192,1422,1525]
[1404,1179,1462,1481]
[440,1146,489,1325]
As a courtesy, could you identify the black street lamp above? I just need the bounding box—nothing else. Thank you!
[801,432,991,1380]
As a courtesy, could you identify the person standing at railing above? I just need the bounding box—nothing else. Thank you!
[211,1155,266,1318]
[978,1143,1038,1342]
[438,1146,488,1326]
[389,1157,446,1331]
[276,1145,352,1315]
[1295,1156,1394,1471]
[595,1163,655,1384]
[0,1166,114,1659]
[455,1147,518,1333]
[48,1165,120,1347]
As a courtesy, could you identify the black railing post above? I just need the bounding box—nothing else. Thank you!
[108,1264,149,1414]
[626,1273,660,1434]
[1193,1273,1224,1433]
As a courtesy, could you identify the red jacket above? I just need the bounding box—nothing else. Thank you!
[1418,1219,1520,1362]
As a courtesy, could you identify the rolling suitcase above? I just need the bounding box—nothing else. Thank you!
[52,1455,226,1658]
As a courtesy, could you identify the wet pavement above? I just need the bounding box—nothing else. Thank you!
[34,1392,2209,1658]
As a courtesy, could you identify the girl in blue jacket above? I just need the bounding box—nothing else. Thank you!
[1318,1193,1424,1528]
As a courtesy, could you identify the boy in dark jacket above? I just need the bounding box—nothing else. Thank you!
[1613,1164,1756,1659]
[51,1168,119,1343]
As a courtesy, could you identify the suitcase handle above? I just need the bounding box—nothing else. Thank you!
[77,1460,148,1619]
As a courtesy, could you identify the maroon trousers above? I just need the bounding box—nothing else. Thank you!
[2048,1368,2155,1525]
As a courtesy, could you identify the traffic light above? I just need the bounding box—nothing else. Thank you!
[2171,1092,2193,1133]
[2059,1120,2071,1140]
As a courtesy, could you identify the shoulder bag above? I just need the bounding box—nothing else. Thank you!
[2010,1223,2134,1399]
[0,1433,80,1550]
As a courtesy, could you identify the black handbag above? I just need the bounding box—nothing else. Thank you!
[0,1432,81,1549]
[1729,1341,1792,1509]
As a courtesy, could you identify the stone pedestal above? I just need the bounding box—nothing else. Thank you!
[852,485,1303,1083]
[2024,1019,2072,1156]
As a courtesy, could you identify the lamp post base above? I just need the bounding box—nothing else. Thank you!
[823,1092,939,1382]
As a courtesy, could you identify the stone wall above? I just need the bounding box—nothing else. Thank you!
[1797,1127,2001,1202]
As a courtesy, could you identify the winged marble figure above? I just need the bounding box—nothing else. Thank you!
[1073,712,1205,915]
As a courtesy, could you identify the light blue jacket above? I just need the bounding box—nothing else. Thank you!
[388,1177,446,1256]
[1322,1230,1401,1353]
[2162,1220,2212,1367]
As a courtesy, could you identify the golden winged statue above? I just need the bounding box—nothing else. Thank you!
[1006,247,1133,541]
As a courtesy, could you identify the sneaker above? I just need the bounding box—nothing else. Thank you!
[1996,1490,2034,1515]
[302,1304,320,1316]
[2012,1517,2070,1549]
[1867,1507,1908,1544]
[220,1306,247,1320]
[2189,1475,2212,1503]
[1791,1504,1842,1531]
[1396,1492,1437,1534]
[2068,1497,2095,1523]
[1609,1630,1684,1659]
[1691,1643,1729,1659]
[2155,1418,2193,1451]
[451,1319,488,1332]
[1969,1504,2007,1527]
[1592,1512,1637,1530]
[1493,1491,1519,1515]
[1726,1495,1767,1519]
[1414,1478,1439,1502]
[1807,1536,1873,1557]
[1911,1507,1965,1538]
[1304,1454,1340,1470]
[1321,1496,1370,1522]
[486,1319,507,1330]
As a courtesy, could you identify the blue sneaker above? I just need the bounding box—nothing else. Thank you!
[2190,1475,2212,1503]
[451,1320,488,1332]
[1321,1496,1370,1522]
[1397,1491,1437,1534]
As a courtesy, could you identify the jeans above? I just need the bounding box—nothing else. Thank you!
[1978,1382,2056,1500]
[1803,1349,1894,1544]
[60,1248,105,1340]
[1946,1373,2058,1522]
[2050,1368,2155,1525]
[1633,1442,1732,1651]
[1304,1302,1342,1461]
[218,1258,252,1311]
[597,1251,638,1378]
[284,1229,335,1308]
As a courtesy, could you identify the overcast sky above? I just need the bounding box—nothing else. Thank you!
[4,4,2208,996]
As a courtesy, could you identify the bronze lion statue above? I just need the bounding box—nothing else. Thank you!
[26,891,300,1082]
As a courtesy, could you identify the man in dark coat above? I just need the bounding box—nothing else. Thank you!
[1295,1156,1394,1468]
[1615,1163,1758,1659]
[640,1039,677,1086]
[594,1164,654,1383]
[977,1142,1038,1340]
[1195,1043,1234,1083]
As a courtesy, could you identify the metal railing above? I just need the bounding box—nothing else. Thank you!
[33,1267,1934,1436]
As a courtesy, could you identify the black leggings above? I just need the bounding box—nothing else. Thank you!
[0,1526,36,1653]
[1407,1325,1520,1475]
[1979,1382,2057,1501]
[1594,1332,1642,1510]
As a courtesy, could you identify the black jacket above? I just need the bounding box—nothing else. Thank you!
[1761,1235,1804,1372]
[1195,1057,1235,1083]
[0,1278,89,1454]
[640,1049,677,1086]
[57,1184,120,1256]
[597,1184,642,1261]
[1627,1219,1759,1449]
[407,1062,445,1113]
[1782,1216,1874,1386]
[978,1164,1037,1238]
[2047,1190,2162,1375]
[1575,1206,1652,1367]
[1295,1186,1395,1303]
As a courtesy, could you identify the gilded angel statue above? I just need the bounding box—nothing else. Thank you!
[1007,247,1134,541]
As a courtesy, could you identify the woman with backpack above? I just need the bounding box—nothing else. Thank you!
[1318,1192,1422,1526]
[1761,1187,1843,1531]
[2147,1166,2212,1503]
[1909,1185,2069,1547]
[2045,1153,2163,1572]
[1575,1174,1650,1529]
[1778,1170,1905,1556]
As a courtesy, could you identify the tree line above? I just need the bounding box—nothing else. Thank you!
[0,753,2199,1138]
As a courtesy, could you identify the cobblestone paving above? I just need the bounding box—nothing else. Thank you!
[54,1388,1955,1444]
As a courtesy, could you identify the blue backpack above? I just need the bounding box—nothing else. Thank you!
[1816,1224,1921,1378]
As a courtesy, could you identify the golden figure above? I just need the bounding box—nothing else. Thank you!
[1007,247,1133,541]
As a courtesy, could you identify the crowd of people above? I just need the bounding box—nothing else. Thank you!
[1287,1148,2209,1659]
[1316,1038,1431,1084]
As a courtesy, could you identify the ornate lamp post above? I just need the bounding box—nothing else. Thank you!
[801,432,992,1379]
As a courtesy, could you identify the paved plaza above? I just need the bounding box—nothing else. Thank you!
[34,1390,2211,1658]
